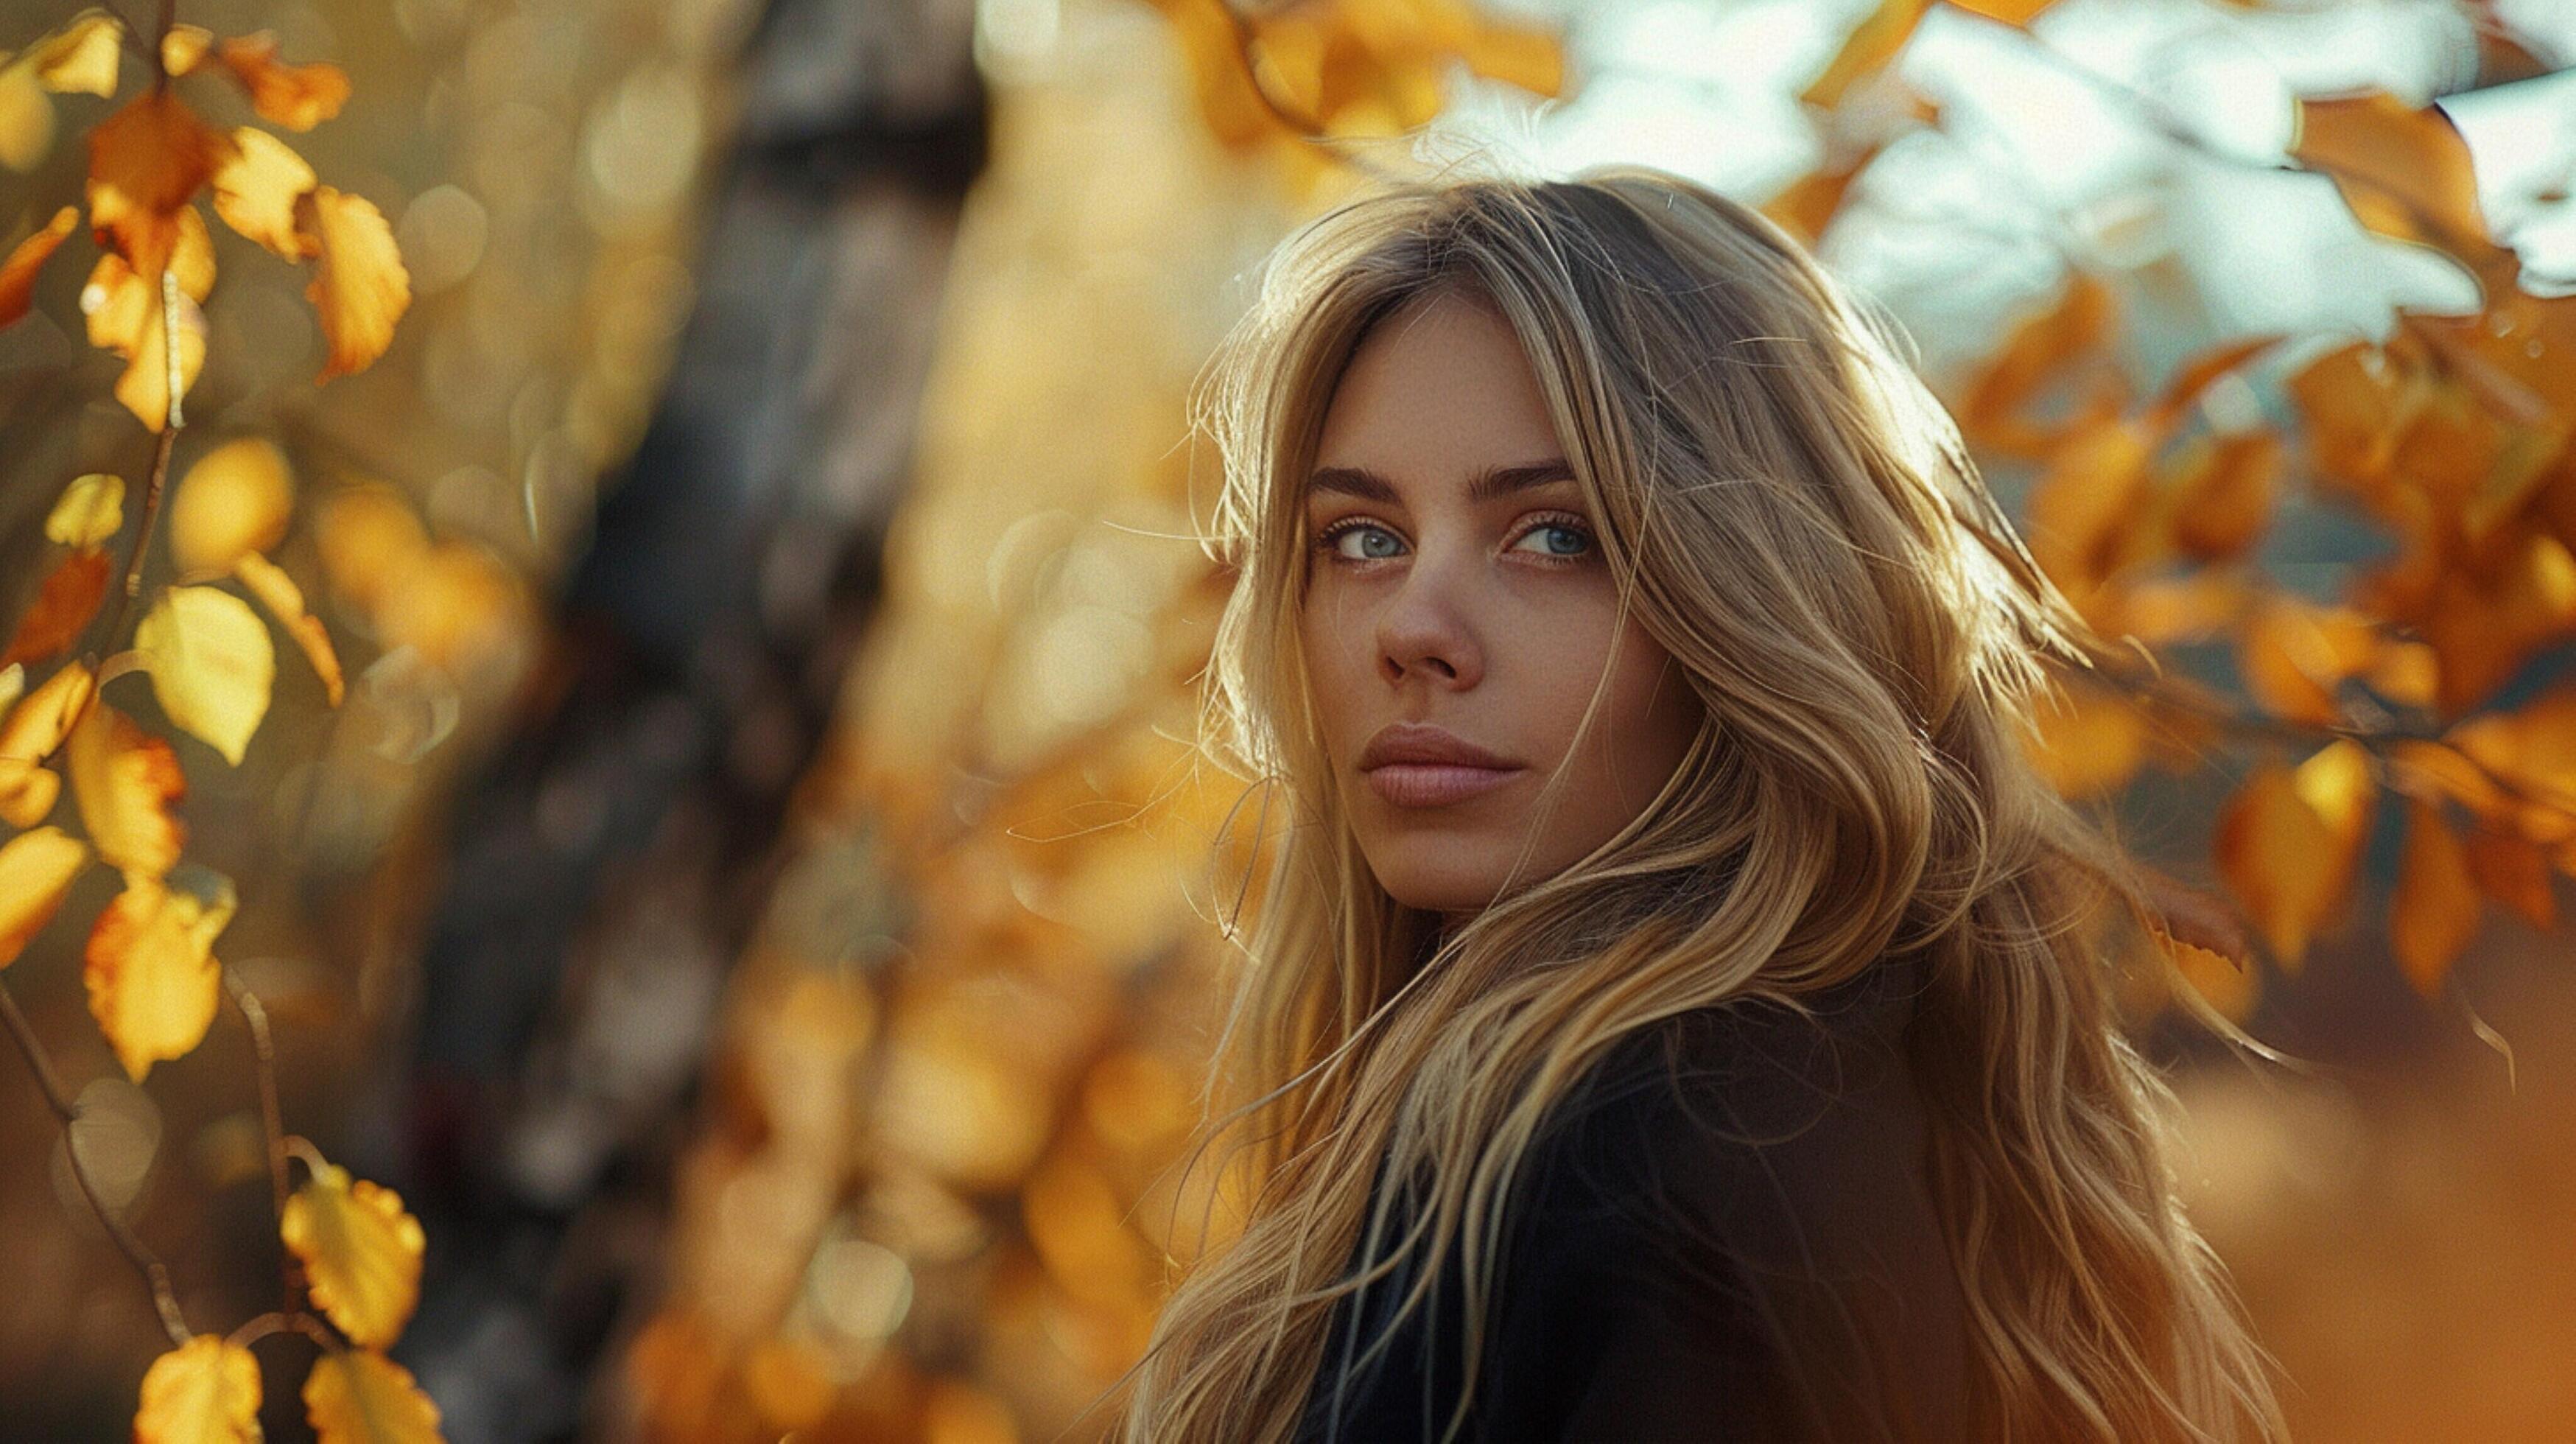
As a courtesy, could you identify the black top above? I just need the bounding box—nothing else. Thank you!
[1293,954,1973,1443]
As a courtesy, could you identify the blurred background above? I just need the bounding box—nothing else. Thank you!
[1,0,2573,1437]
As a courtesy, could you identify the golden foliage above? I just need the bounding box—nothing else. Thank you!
[133,1335,262,1444]
[0,825,90,968]
[83,869,236,1082]
[67,696,187,878]
[282,1154,427,1350]
[0,205,78,326]
[303,1349,444,1444]
[136,586,277,765]
[170,438,295,579]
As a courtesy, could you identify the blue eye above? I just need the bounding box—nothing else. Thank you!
[1513,522,1591,558]
[1324,522,1403,561]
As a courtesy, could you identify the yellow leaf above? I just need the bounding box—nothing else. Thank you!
[133,1334,262,1444]
[111,280,208,433]
[234,554,343,706]
[46,472,124,549]
[163,24,214,77]
[85,869,234,1082]
[2391,797,2482,996]
[137,586,276,765]
[2169,431,2281,560]
[0,61,51,174]
[0,662,19,716]
[211,127,317,260]
[2464,826,2558,931]
[0,825,89,967]
[85,91,233,284]
[0,662,94,828]
[172,438,297,579]
[303,1350,445,1444]
[283,1154,426,1349]
[295,186,410,379]
[27,10,123,98]
[210,32,351,132]
[0,203,77,328]
[2022,679,2147,800]
[2156,927,2258,1023]
[315,485,428,616]
[66,695,186,877]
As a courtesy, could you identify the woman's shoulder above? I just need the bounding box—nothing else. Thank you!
[1486,953,1972,1440]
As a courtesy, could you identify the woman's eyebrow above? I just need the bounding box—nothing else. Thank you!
[1303,460,1578,505]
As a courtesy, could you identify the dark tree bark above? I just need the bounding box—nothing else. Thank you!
[387,3,985,1436]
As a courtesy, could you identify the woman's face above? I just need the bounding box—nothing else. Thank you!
[1298,292,1705,925]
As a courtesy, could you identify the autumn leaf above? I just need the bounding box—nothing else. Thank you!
[46,472,124,549]
[2169,430,2281,560]
[295,186,411,379]
[161,24,213,77]
[24,10,124,98]
[111,280,208,432]
[1803,0,1927,108]
[172,438,298,578]
[133,1334,262,1444]
[66,695,186,878]
[2215,748,2370,975]
[2155,925,2257,1023]
[0,826,89,967]
[2463,825,2558,930]
[0,661,95,829]
[0,204,77,328]
[207,32,351,132]
[83,205,217,360]
[2237,595,2379,726]
[235,554,344,706]
[211,126,317,260]
[137,586,277,765]
[86,91,234,284]
[2023,679,2147,800]
[304,1349,445,1444]
[1960,273,2120,456]
[2,550,110,666]
[283,1152,427,1349]
[2390,797,2481,996]
[85,868,236,1082]
[2293,92,2491,261]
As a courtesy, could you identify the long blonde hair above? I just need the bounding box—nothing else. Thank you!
[1112,165,2285,1443]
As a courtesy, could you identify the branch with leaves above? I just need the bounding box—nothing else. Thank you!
[0,4,441,1439]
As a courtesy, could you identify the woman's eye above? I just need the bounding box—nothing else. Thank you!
[1512,522,1592,559]
[1323,523,1403,561]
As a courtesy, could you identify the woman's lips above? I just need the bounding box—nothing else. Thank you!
[1364,763,1524,808]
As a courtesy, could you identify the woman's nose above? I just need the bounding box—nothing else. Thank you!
[1375,553,1482,688]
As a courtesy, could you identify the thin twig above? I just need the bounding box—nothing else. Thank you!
[223,970,301,1314]
[0,978,192,1346]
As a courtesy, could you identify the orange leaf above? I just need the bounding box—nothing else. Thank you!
[2464,825,2558,930]
[85,91,233,282]
[235,553,344,706]
[1952,0,2063,21]
[2294,92,2491,260]
[2237,595,2378,726]
[1803,0,1927,108]
[2,550,109,666]
[2146,334,2282,431]
[0,204,77,329]
[2216,760,2361,971]
[1960,273,2119,455]
[284,1152,427,1349]
[133,1334,260,1444]
[2022,416,2153,597]
[295,186,410,379]
[0,825,89,967]
[171,437,295,578]
[2022,679,2147,800]
[2390,797,2481,996]
[2155,926,2258,1023]
[304,1348,445,1444]
[209,32,351,131]
[2169,430,2281,559]
[85,869,234,1082]
[210,125,317,260]
[66,697,186,878]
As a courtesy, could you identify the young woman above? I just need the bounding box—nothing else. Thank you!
[1109,167,2285,1442]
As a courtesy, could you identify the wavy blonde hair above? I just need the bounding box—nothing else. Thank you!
[1109,165,2285,1443]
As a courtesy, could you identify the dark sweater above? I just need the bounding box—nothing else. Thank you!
[1293,955,1974,1443]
